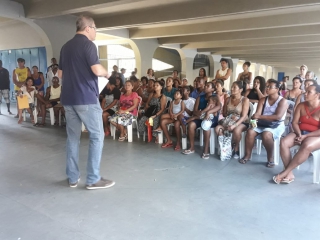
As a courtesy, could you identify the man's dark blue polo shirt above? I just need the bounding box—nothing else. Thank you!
[59,34,100,105]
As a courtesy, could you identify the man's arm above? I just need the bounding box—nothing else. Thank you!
[12,69,18,85]
[219,69,232,80]
[27,67,31,77]
[91,64,109,77]
[44,87,51,101]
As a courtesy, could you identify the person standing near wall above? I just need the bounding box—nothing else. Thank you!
[47,58,59,73]
[0,60,13,115]
[214,58,232,91]
[13,58,31,118]
[58,15,115,190]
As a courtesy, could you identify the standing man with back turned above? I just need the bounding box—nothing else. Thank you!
[58,16,115,190]
[0,60,13,115]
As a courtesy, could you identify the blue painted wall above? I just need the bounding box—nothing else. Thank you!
[0,47,47,102]
[278,72,285,81]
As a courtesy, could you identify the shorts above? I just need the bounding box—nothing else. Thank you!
[253,124,285,140]
[301,131,310,135]
[51,101,59,107]
[0,89,10,103]
[194,118,218,130]
[105,109,115,115]
[29,103,35,110]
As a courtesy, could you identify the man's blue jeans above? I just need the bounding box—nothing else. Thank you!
[64,100,104,185]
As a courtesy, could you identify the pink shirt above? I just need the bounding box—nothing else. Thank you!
[119,92,139,116]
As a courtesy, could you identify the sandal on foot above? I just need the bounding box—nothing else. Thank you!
[33,123,39,127]
[266,161,275,168]
[161,142,173,148]
[118,136,126,141]
[273,175,282,184]
[104,131,110,136]
[281,178,295,184]
[239,158,250,164]
[153,129,162,134]
[182,149,195,155]
[202,153,210,160]
[174,145,181,151]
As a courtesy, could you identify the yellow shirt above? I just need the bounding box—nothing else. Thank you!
[14,67,29,90]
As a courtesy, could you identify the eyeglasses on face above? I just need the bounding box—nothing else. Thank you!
[88,26,97,31]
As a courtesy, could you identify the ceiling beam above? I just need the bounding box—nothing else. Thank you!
[215,48,320,55]
[158,25,320,44]
[183,35,320,49]
[96,0,320,29]
[24,0,144,19]
[198,45,320,54]
[129,8,320,38]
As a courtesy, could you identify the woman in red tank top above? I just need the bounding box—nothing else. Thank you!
[273,85,320,184]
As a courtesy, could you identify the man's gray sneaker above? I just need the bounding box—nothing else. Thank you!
[86,178,115,190]
[69,177,80,188]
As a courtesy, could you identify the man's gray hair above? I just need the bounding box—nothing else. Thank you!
[76,15,94,32]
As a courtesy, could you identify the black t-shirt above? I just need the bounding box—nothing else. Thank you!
[0,67,10,90]
[101,87,121,99]
[101,87,121,111]
[59,34,100,105]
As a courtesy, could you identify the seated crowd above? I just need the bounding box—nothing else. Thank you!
[14,61,320,185]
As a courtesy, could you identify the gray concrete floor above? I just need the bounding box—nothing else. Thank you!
[1,104,320,240]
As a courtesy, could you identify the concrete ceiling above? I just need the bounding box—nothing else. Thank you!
[12,0,320,69]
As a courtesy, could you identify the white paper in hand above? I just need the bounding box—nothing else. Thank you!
[98,77,109,93]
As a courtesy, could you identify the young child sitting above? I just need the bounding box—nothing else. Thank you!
[179,87,195,138]
[158,89,185,149]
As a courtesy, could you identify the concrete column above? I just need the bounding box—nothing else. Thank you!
[266,66,273,80]
[98,46,108,70]
[231,58,239,84]
[255,63,261,77]
[179,49,197,80]
[130,39,158,78]
[250,63,257,79]
[34,15,77,63]
[208,54,222,79]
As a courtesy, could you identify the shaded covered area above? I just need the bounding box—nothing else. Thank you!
[1,105,320,239]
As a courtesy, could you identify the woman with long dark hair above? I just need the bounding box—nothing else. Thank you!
[245,76,266,104]
[138,81,167,142]
[198,68,208,82]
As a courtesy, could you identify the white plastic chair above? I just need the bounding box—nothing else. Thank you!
[48,107,62,126]
[290,146,320,184]
[157,96,173,144]
[23,97,38,123]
